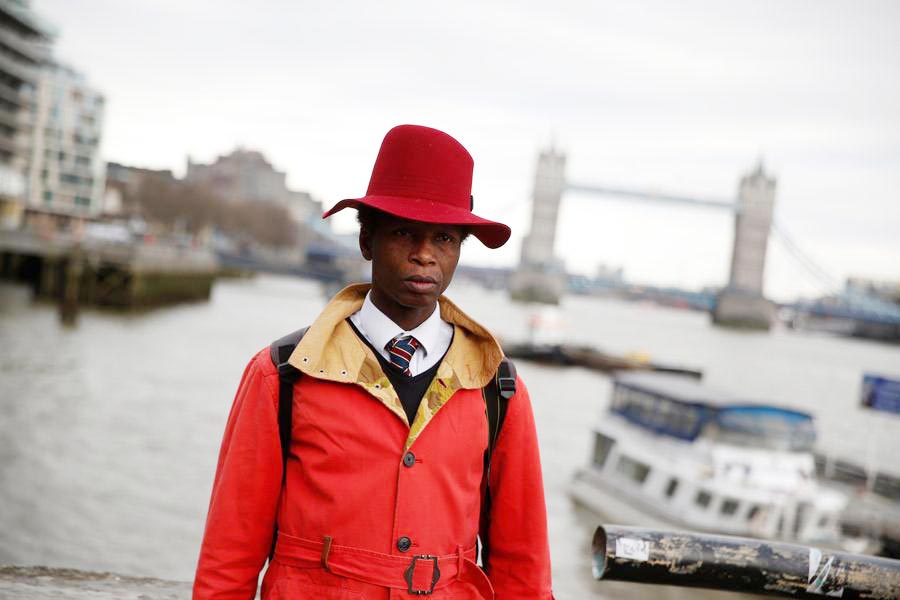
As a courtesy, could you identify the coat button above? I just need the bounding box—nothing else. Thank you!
[403,451,415,468]
[397,536,411,552]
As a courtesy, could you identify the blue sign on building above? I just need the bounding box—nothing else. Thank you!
[862,374,900,415]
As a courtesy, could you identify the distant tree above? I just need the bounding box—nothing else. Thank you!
[132,174,181,226]
[179,182,219,232]
[131,176,297,248]
[220,200,297,248]
[133,176,216,233]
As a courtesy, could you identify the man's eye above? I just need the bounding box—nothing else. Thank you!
[436,232,455,243]
[394,228,410,237]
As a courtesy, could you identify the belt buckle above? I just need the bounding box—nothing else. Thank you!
[404,554,440,595]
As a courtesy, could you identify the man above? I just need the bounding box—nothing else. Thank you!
[194,125,554,599]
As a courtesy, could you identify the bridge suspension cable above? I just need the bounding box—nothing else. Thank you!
[768,221,840,294]
[770,222,900,320]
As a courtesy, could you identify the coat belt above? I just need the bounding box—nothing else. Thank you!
[273,532,494,598]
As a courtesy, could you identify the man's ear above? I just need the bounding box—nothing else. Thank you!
[359,228,372,261]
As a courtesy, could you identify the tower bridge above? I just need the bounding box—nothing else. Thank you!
[510,147,900,334]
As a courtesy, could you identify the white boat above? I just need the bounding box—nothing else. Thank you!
[570,372,854,549]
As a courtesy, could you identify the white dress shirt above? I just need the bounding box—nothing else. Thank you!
[349,292,454,376]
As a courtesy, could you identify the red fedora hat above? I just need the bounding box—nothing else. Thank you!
[322,124,511,248]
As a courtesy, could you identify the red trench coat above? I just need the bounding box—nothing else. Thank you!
[194,285,554,599]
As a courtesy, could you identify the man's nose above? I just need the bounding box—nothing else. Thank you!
[410,237,437,264]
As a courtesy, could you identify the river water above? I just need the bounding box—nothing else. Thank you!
[1,275,898,599]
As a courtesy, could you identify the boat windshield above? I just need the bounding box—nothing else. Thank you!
[709,406,815,452]
[611,384,707,440]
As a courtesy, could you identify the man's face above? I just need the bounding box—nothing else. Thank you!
[360,214,465,328]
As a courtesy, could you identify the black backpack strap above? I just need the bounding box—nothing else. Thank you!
[269,327,309,470]
[484,357,516,459]
[267,326,308,562]
[479,356,516,568]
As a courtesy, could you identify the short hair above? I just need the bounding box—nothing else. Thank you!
[356,205,380,235]
[356,205,470,242]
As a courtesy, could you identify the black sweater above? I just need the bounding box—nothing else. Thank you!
[347,318,450,425]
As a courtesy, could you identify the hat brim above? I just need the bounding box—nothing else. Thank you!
[323,195,511,249]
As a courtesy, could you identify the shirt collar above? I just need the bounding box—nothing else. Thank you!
[356,291,445,357]
[289,283,504,389]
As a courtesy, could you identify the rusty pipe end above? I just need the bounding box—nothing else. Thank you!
[591,526,609,580]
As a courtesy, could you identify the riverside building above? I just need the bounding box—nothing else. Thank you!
[0,0,52,229]
[185,148,321,225]
[21,60,106,229]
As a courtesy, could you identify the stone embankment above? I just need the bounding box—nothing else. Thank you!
[0,566,191,599]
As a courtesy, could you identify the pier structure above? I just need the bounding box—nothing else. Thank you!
[509,147,567,304]
[712,164,776,329]
[0,229,218,323]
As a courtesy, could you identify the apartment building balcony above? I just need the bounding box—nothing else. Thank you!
[0,78,21,107]
[0,0,56,36]
[0,131,17,154]
[0,29,50,65]
[0,160,24,198]
[70,139,99,155]
[0,50,37,86]
[68,163,97,179]
[0,101,17,129]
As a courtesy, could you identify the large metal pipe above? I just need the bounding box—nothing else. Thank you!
[592,525,900,599]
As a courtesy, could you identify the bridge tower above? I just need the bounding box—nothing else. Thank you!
[509,146,567,304]
[713,163,776,329]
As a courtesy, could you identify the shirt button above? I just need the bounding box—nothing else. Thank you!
[402,451,415,468]
[397,536,412,552]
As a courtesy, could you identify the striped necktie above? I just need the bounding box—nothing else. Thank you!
[386,334,421,377]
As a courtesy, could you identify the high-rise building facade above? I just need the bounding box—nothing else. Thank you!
[22,61,106,221]
[0,0,52,228]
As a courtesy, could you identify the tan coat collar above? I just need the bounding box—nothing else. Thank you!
[289,283,503,388]
[287,283,504,448]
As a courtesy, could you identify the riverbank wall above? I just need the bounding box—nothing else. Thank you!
[0,566,192,600]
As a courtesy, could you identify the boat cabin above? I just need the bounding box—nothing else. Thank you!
[609,372,816,451]
[570,371,845,545]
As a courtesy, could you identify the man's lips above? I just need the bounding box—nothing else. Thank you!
[404,275,439,292]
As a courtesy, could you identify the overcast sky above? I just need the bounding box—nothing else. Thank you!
[35,0,900,301]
